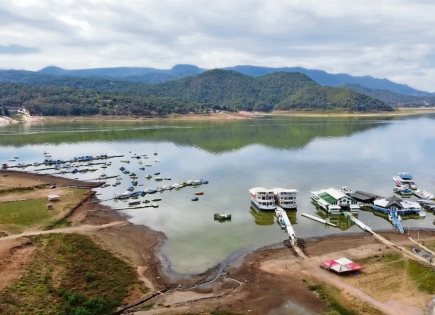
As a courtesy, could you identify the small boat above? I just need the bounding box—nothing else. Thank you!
[143,200,150,204]
[154,159,160,162]
[164,177,171,181]
[195,192,204,196]
[129,201,141,206]
[155,177,163,181]
[214,213,231,221]
[154,152,158,156]
[145,164,152,167]
[151,203,159,208]
[123,170,130,174]
[127,186,135,192]
[152,198,162,202]
[191,196,199,201]
[139,167,145,171]
[121,160,130,163]
[131,181,138,186]
[154,172,161,175]
[145,174,152,179]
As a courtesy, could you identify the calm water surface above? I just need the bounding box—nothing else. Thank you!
[1,116,434,273]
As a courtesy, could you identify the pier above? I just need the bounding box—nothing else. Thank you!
[275,207,306,257]
[301,213,337,227]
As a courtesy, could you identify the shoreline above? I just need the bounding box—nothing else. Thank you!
[2,107,434,125]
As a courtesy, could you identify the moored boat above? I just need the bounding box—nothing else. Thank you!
[273,188,297,210]
[249,187,276,211]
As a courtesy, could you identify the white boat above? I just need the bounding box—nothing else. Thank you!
[414,189,434,200]
[273,188,297,210]
[393,172,417,190]
[249,187,276,211]
[311,188,359,214]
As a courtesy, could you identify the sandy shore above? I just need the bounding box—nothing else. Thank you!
[17,107,435,124]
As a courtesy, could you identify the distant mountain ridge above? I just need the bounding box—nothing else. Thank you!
[38,64,204,83]
[34,64,432,96]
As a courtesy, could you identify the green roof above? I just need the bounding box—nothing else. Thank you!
[319,192,337,204]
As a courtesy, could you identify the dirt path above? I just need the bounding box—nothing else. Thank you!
[301,258,421,315]
[0,221,127,241]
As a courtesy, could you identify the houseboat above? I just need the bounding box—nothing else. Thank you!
[373,195,423,216]
[273,188,297,210]
[311,188,359,214]
[393,172,417,190]
[249,187,276,211]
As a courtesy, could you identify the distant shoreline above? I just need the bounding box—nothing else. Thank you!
[3,107,435,124]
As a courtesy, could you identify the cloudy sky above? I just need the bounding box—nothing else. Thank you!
[1,0,434,91]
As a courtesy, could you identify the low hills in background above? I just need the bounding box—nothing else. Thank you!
[0,64,434,116]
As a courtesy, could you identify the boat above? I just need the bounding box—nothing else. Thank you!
[214,213,231,221]
[164,177,171,180]
[145,174,152,179]
[128,201,141,206]
[139,167,145,171]
[393,172,417,190]
[249,187,276,211]
[152,198,162,202]
[414,189,434,200]
[154,172,160,175]
[195,192,204,196]
[155,177,163,181]
[310,188,359,214]
[273,188,297,210]
[127,186,135,192]
[191,196,199,201]
[393,186,413,197]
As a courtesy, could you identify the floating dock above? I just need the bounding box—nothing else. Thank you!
[301,213,337,227]
[275,207,296,245]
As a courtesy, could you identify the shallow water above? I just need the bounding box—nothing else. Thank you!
[1,115,434,273]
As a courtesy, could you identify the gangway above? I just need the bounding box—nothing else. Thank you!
[301,213,337,227]
[275,207,296,246]
[342,212,372,233]
[389,210,405,234]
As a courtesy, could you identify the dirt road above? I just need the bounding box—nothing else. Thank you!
[0,221,127,241]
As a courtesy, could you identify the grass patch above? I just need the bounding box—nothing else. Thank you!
[0,188,88,233]
[0,184,49,195]
[407,260,435,294]
[309,283,358,315]
[44,217,72,230]
[0,199,51,232]
[0,233,145,315]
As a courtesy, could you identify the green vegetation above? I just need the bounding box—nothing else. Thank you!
[308,283,384,315]
[407,259,435,293]
[0,70,392,116]
[0,199,50,233]
[0,233,144,315]
[0,188,88,233]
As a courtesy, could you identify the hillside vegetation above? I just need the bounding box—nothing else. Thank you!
[0,69,392,116]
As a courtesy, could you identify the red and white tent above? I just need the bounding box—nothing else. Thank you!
[321,257,363,273]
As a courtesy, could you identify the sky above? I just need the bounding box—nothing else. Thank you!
[1,0,434,91]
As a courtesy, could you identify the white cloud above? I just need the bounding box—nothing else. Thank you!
[0,0,435,91]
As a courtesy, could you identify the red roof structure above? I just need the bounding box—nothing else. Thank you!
[321,257,363,273]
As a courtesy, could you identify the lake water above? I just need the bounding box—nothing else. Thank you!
[1,115,435,273]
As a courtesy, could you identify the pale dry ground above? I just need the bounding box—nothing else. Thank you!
[0,187,68,203]
[0,238,34,291]
[0,175,45,191]
[261,243,427,315]
[0,221,127,242]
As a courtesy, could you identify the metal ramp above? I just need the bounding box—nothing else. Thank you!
[390,210,405,234]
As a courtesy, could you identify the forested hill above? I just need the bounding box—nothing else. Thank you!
[141,70,391,112]
[0,69,392,116]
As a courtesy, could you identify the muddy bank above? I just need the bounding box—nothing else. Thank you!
[0,169,103,189]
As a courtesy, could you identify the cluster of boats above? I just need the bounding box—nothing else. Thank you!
[250,171,434,234]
